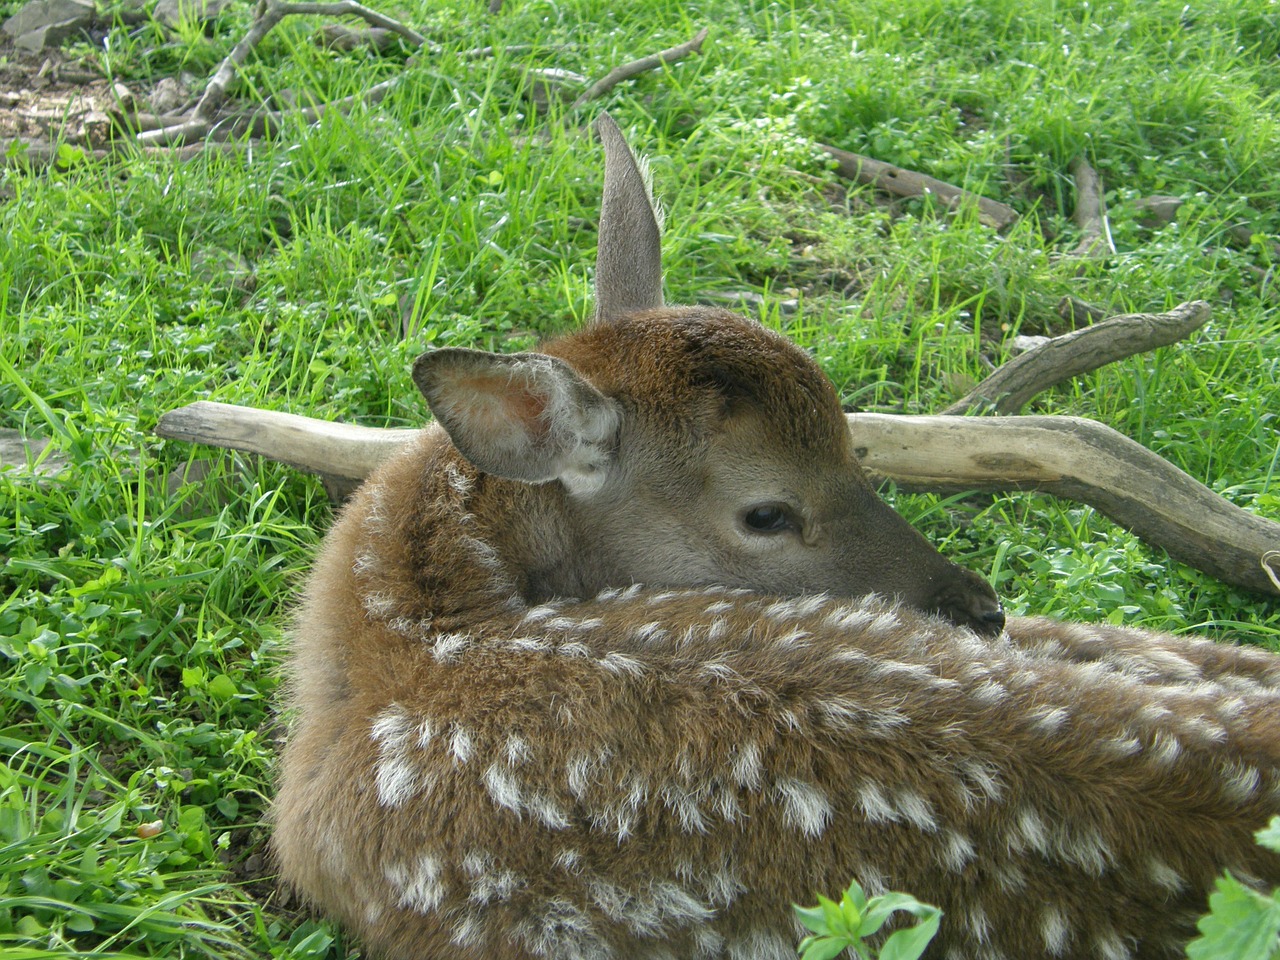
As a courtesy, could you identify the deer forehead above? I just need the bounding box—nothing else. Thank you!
[546,307,851,454]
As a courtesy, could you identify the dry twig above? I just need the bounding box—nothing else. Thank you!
[819,143,1018,230]
[137,0,427,145]
[570,27,708,108]
[944,300,1210,415]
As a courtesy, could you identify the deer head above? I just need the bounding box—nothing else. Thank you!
[412,114,1003,634]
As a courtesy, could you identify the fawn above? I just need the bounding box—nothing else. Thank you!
[271,115,1280,959]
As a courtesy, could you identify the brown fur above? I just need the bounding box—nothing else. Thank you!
[274,312,1280,960]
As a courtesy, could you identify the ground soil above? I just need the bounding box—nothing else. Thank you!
[0,41,125,147]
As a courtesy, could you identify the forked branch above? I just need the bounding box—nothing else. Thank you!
[137,0,429,145]
[155,400,1280,597]
[945,300,1211,415]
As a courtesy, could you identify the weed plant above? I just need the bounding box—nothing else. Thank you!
[2,0,1278,954]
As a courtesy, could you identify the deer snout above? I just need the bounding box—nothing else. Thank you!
[925,568,1005,636]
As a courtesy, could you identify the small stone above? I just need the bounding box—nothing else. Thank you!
[147,75,190,114]
[2,0,95,52]
[152,0,229,29]
[523,67,588,112]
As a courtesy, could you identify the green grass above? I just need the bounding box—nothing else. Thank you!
[2,0,1279,954]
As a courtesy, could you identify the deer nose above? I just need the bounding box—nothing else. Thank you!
[926,572,1005,637]
[978,604,1007,635]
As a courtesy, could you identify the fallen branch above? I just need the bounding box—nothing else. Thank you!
[153,399,1280,597]
[0,137,243,168]
[1056,295,1107,326]
[1068,156,1114,259]
[944,300,1210,415]
[819,144,1019,230]
[137,0,428,145]
[849,413,1280,598]
[1135,195,1280,259]
[570,27,708,109]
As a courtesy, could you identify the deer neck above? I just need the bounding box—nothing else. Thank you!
[354,430,607,632]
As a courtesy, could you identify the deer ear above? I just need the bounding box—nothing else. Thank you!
[412,348,620,495]
[594,112,664,323]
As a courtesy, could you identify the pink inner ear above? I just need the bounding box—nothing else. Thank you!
[506,387,550,440]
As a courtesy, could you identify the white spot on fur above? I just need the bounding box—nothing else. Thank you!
[464,855,523,905]
[432,632,472,663]
[995,861,1027,892]
[632,621,669,644]
[484,763,524,814]
[824,606,874,631]
[705,600,734,615]
[773,627,812,647]
[515,898,606,959]
[868,611,900,634]
[362,591,396,618]
[815,697,863,731]
[1029,705,1071,734]
[600,652,647,676]
[1221,762,1261,803]
[1147,856,1186,893]
[726,929,796,960]
[450,725,474,765]
[566,755,591,798]
[1041,906,1071,956]
[1101,733,1142,757]
[895,788,938,832]
[1067,825,1113,876]
[966,905,990,944]
[940,829,976,872]
[529,792,571,830]
[1148,732,1182,767]
[662,782,707,834]
[970,679,1009,704]
[856,781,897,824]
[958,757,1005,804]
[506,735,531,766]
[451,913,484,948]
[703,864,745,906]
[374,757,418,808]
[588,879,712,937]
[370,706,422,808]
[699,661,740,681]
[775,778,832,837]
[1013,807,1051,855]
[730,742,764,789]
[1092,928,1133,960]
[694,926,725,958]
[385,854,445,914]
[1181,714,1227,745]
[524,603,563,623]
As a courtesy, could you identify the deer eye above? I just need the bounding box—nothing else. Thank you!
[742,504,794,534]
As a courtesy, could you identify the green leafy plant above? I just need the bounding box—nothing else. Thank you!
[794,880,942,960]
[1187,817,1280,960]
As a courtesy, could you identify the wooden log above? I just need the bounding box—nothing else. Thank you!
[819,144,1019,230]
[155,400,1280,597]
